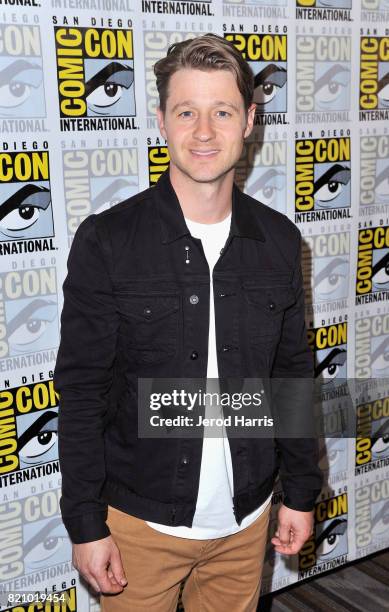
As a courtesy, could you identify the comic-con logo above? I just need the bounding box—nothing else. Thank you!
[295,136,351,222]
[0,24,46,120]
[224,31,287,125]
[148,142,169,186]
[304,232,350,305]
[0,268,58,361]
[308,322,347,386]
[360,37,389,119]
[356,226,389,302]
[355,312,389,378]
[355,477,389,552]
[238,135,286,212]
[0,380,58,478]
[296,35,351,115]
[62,144,139,238]
[0,150,54,252]
[360,134,389,212]
[355,395,389,474]
[298,492,348,577]
[54,26,136,131]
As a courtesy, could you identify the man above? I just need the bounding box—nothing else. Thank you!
[54,34,323,611]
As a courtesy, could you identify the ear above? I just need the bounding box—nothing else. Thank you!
[156,106,167,140]
[243,103,256,139]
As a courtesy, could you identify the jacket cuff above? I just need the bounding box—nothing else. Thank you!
[63,510,110,544]
[282,488,321,512]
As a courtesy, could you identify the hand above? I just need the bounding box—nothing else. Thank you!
[72,535,128,594]
[271,503,314,555]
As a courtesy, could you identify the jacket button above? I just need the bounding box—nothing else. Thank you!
[189,294,199,305]
[190,350,199,360]
[222,345,230,352]
[143,307,152,316]
[181,456,190,465]
[269,301,275,310]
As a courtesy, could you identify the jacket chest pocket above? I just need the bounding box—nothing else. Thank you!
[116,292,180,365]
[243,284,296,343]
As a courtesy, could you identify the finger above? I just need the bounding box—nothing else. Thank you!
[278,523,291,546]
[93,568,123,594]
[110,549,128,586]
[82,572,102,594]
[107,568,119,585]
[274,542,301,555]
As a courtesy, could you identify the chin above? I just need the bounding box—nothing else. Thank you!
[183,166,233,184]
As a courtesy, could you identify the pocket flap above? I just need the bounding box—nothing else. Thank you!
[243,284,296,314]
[116,293,180,323]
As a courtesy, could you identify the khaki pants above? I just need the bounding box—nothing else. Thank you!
[100,502,271,612]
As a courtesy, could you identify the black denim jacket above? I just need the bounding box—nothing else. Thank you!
[54,169,323,544]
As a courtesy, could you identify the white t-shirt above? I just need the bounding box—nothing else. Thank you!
[146,212,272,538]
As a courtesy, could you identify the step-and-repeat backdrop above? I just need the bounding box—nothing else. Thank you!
[0,0,389,610]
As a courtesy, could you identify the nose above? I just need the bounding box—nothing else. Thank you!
[192,113,216,142]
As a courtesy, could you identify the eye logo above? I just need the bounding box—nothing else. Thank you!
[17,411,58,469]
[84,61,134,117]
[224,33,287,117]
[245,167,286,212]
[55,27,135,122]
[296,36,351,113]
[0,151,54,243]
[318,438,347,475]
[253,63,287,111]
[0,25,46,119]
[360,37,389,114]
[23,517,71,571]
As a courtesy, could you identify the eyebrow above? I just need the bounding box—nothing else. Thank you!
[171,100,240,113]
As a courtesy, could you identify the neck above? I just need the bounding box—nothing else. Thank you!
[169,164,233,224]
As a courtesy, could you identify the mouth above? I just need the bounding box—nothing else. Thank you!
[190,149,220,158]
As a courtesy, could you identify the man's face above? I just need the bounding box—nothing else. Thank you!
[156,68,256,185]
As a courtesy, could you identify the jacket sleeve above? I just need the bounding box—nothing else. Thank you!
[54,214,119,544]
[271,225,323,512]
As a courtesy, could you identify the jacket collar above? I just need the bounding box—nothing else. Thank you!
[154,168,266,244]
